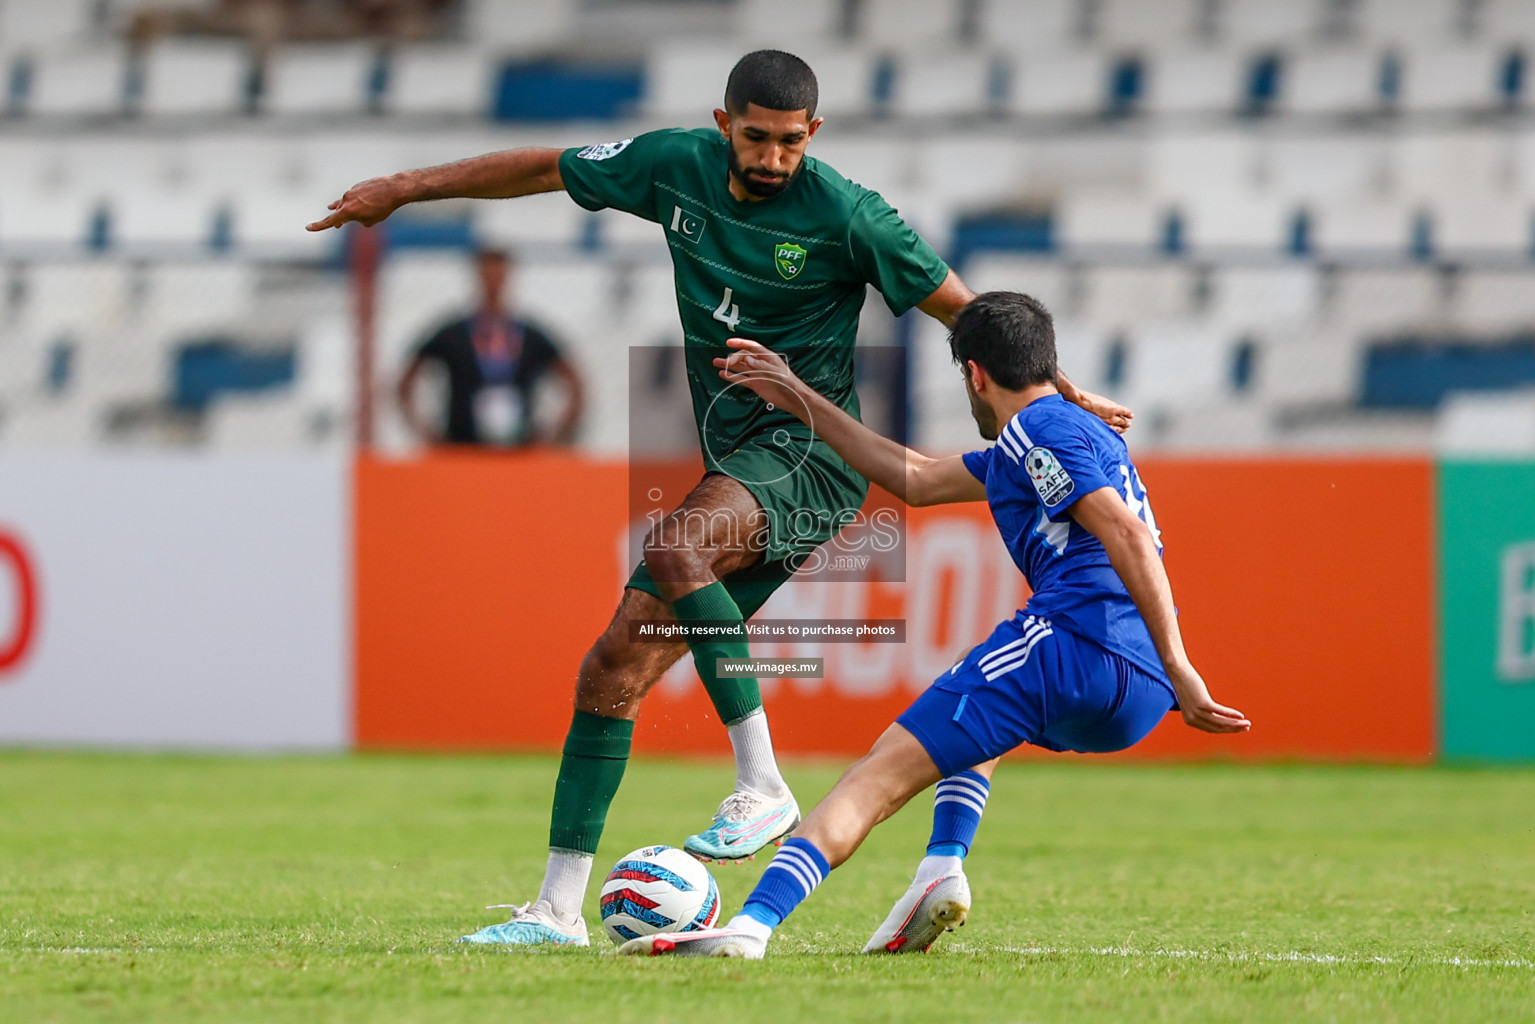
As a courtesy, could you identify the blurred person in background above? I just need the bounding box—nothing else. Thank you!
[396,247,584,448]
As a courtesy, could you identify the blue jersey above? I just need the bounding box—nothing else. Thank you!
[962,394,1167,681]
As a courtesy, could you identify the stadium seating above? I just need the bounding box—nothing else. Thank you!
[20,45,128,117]
[263,43,379,117]
[139,39,250,117]
[385,45,495,118]
[2,0,1534,454]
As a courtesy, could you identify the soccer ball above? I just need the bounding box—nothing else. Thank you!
[598,845,720,944]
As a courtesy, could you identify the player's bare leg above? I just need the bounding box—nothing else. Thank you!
[620,724,943,959]
[642,473,799,865]
[462,588,690,946]
[464,473,793,945]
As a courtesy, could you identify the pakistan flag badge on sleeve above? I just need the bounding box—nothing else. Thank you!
[774,242,807,280]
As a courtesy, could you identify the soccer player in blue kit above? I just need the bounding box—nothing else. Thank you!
[622,290,1252,959]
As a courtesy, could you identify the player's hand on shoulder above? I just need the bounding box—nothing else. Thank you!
[1070,388,1133,434]
[306,175,403,232]
[713,338,805,413]
[1167,663,1251,734]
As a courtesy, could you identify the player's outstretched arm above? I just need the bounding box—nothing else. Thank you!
[1069,488,1251,735]
[714,338,984,507]
[306,148,566,232]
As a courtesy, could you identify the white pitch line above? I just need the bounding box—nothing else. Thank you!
[979,945,1535,970]
[17,945,1535,969]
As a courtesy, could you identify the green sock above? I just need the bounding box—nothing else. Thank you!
[548,710,634,855]
[673,581,763,727]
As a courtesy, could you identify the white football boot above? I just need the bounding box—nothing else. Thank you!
[618,927,767,959]
[863,870,971,953]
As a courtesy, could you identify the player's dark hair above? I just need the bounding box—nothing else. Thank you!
[724,50,819,118]
[948,291,1057,390]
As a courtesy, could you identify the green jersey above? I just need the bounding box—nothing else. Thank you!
[559,128,949,468]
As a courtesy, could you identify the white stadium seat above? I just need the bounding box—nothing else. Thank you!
[1326,267,1445,335]
[1268,135,1387,205]
[889,52,994,118]
[1397,130,1516,197]
[1279,46,1383,115]
[1142,48,1245,116]
[1121,321,1233,410]
[1219,0,1322,47]
[794,46,878,119]
[1094,0,1208,49]
[23,45,127,117]
[1432,198,1527,256]
[1353,0,1463,47]
[1399,45,1502,113]
[475,190,588,248]
[736,0,846,50]
[464,0,574,53]
[1008,50,1106,117]
[1255,328,1364,406]
[0,185,95,247]
[1483,0,1535,46]
[1451,270,1535,335]
[1206,265,1322,333]
[1312,198,1413,255]
[644,44,738,121]
[1056,191,1165,251]
[1436,391,1535,456]
[914,136,1031,209]
[0,395,102,449]
[1080,264,1194,331]
[0,0,97,51]
[139,40,249,117]
[1184,188,1289,252]
[205,392,324,450]
[139,263,256,337]
[386,45,494,117]
[11,261,132,339]
[1052,319,1113,395]
[977,0,1080,55]
[264,43,377,116]
[859,0,964,52]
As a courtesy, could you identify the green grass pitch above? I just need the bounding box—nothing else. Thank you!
[1,750,1531,1023]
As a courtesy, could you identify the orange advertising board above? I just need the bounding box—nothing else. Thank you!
[355,452,1435,762]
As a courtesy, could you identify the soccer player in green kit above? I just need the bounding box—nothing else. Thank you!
[309,50,1130,946]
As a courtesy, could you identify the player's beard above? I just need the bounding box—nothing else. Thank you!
[966,377,999,440]
[727,141,798,198]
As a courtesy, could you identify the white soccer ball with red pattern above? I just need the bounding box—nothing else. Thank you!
[599,845,720,945]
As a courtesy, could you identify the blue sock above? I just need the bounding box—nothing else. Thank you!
[738,837,830,929]
[928,769,990,858]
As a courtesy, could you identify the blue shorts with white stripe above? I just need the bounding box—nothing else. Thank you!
[896,613,1178,777]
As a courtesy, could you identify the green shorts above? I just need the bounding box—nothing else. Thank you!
[626,429,870,618]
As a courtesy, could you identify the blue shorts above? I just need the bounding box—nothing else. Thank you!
[896,614,1178,777]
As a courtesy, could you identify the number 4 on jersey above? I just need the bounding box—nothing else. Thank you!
[712,287,741,331]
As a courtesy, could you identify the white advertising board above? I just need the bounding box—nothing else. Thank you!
[0,456,348,749]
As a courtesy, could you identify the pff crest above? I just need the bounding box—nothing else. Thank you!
[774,242,808,280]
